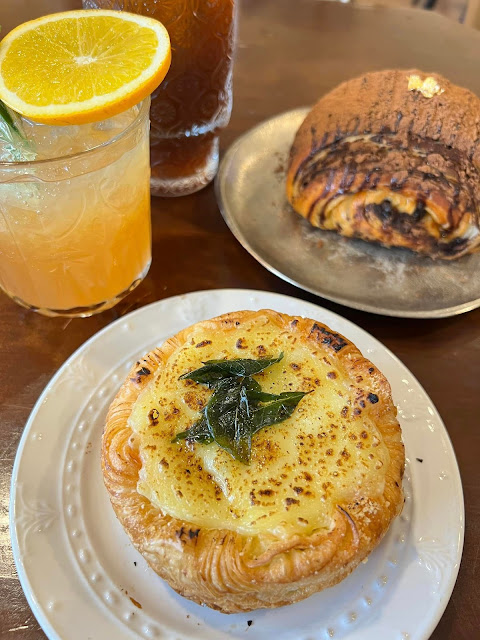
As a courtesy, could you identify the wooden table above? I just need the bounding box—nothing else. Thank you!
[1,1,479,638]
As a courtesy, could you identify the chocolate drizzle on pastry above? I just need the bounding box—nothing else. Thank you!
[286,69,480,259]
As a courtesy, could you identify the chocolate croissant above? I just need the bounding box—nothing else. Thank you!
[286,69,480,259]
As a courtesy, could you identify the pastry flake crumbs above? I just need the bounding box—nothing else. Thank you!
[407,74,445,98]
[129,596,142,609]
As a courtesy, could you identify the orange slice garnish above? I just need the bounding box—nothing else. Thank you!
[0,9,171,124]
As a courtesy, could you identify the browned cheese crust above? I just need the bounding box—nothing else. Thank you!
[286,69,480,259]
[102,310,405,613]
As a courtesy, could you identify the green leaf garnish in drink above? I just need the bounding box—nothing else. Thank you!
[0,20,33,158]
[0,100,21,137]
[0,99,35,161]
[173,354,310,464]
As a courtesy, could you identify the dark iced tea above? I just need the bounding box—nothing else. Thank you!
[84,0,236,196]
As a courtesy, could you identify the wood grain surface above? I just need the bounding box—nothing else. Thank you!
[0,1,479,638]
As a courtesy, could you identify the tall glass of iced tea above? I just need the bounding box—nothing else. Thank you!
[84,0,236,197]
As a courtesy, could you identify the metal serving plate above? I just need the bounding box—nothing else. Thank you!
[215,108,480,318]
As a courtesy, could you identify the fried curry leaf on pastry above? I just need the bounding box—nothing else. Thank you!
[286,69,480,259]
[102,310,405,613]
[173,354,309,463]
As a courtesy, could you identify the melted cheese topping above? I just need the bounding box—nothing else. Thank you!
[129,319,390,539]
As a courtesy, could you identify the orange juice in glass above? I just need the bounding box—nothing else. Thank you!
[0,9,171,317]
[0,99,151,316]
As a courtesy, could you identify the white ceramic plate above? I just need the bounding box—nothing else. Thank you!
[10,289,464,640]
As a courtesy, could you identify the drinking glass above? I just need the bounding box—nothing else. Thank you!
[0,98,151,317]
[83,0,236,197]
